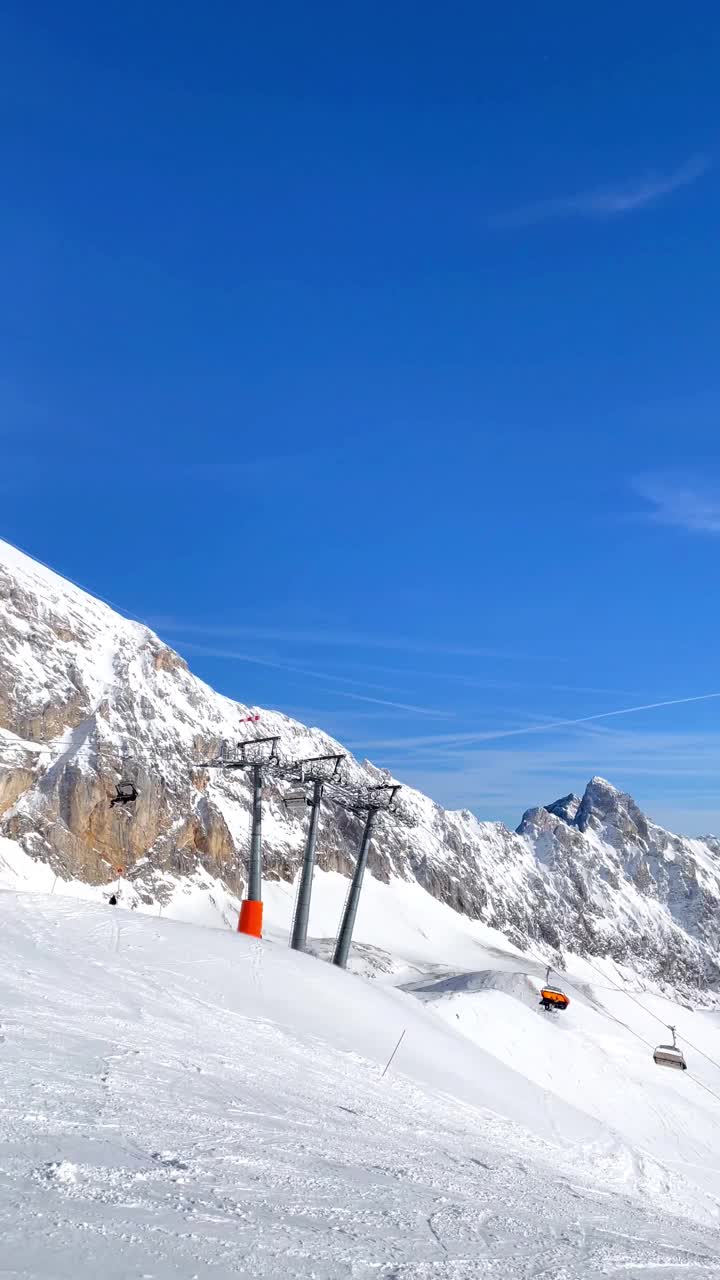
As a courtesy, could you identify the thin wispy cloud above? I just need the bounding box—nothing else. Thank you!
[179,643,454,717]
[346,691,720,752]
[494,155,710,228]
[178,642,409,695]
[156,621,552,661]
[632,471,720,534]
[1,454,276,494]
[323,690,454,718]
[329,660,635,697]
[402,727,720,834]
[283,707,402,724]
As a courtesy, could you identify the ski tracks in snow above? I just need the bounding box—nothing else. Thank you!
[3,1015,718,1277]
[1,899,719,1277]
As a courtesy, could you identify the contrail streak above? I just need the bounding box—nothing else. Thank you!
[178,643,407,696]
[351,692,720,751]
[327,690,454,719]
[475,691,720,744]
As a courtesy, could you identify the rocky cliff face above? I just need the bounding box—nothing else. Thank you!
[516,778,720,992]
[2,539,720,996]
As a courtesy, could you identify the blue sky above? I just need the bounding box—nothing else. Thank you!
[3,3,720,832]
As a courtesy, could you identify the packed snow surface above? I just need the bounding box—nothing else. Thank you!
[2,889,720,1277]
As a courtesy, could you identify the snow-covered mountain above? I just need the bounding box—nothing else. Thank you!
[2,538,720,996]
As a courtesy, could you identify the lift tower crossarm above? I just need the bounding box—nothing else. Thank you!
[273,753,345,784]
[224,736,281,769]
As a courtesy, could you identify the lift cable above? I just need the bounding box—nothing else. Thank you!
[573,954,720,1108]
[580,953,720,1077]
[408,813,720,1092]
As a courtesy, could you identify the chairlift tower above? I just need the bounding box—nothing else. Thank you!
[198,740,346,943]
[199,735,280,937]
[197,737,413,961]
[282,754,345,953]
[327,782,410,970]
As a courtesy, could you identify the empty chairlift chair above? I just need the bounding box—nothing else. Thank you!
[283,787,308,816]
[653,1025,687,1071]
[539,966,570,1012]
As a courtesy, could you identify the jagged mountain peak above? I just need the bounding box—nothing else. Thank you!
[543,792,582,824]
[574,775,650,844]
[585,774,620,796]
[521,777,649,844]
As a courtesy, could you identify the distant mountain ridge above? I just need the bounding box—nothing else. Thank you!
[1,538,719,996]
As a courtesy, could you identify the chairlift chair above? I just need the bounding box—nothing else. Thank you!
[110,781,138,808]
[540,984,570,1011]
[653,1025,687,1071]
[539,965,570,1012]
[284,788,308,815]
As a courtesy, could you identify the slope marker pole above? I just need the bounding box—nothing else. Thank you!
[381,1029,406,1078]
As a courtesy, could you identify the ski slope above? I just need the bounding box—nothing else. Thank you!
[2,890,720,1278]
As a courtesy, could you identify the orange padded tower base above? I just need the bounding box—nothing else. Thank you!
[238,899,263,938]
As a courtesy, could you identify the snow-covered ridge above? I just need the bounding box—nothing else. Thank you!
[2,538,720,995]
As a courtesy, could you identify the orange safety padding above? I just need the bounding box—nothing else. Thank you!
[238,899,263,938]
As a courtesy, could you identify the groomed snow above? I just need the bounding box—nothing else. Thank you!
[1,889,720,1276]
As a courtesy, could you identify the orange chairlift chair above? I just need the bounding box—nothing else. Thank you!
[540,966,570,1012]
